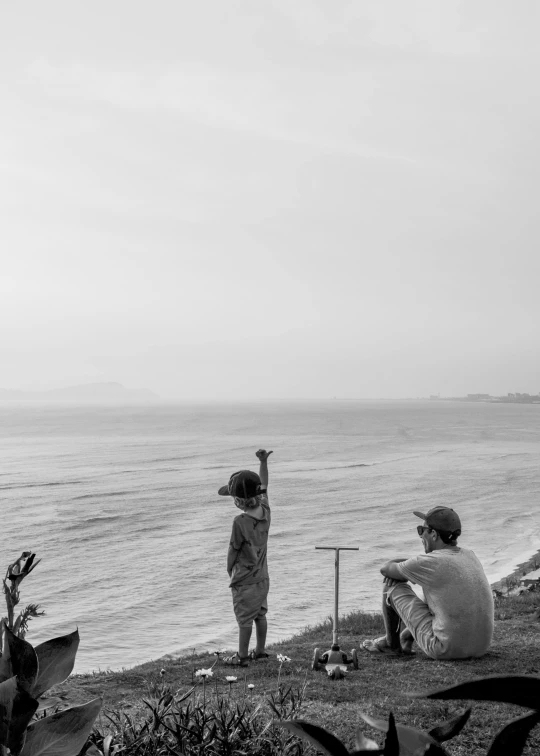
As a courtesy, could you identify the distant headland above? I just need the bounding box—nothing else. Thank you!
[0,382,159,403]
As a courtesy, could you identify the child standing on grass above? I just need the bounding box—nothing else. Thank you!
[218,449,273,667]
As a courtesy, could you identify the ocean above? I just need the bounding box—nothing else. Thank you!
[1,400,539,674]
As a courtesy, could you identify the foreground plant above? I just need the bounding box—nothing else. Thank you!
[276,653,291,691]
[2,553,44,640]
[91,682,309,756]
[279,707,470,755]
[280,673,540,755]
[0,553,102,756]
[412,673,540,756]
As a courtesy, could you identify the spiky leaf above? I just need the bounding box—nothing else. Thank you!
[279,720,349,756]
[20,698,102,756]
[0,626,38,693]
[411,675,540,711]
[33,630,80,698]
[486,711,540,756]
[383,713,400,756]
[428,709,471,742]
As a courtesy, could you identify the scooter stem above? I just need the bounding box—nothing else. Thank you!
[315,546,359,647]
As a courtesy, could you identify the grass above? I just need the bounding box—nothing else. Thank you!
[50,590,540,755]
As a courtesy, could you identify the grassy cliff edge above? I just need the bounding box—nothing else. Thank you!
[48,553,540,754]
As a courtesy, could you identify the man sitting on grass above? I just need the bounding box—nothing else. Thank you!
[363,506,494,659]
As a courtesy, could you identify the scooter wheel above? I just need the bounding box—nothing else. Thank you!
[333,666,342,680]
[351,648,358,670]
[312,648,320,671]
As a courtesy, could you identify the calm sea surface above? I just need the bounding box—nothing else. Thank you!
[1,400,539,673]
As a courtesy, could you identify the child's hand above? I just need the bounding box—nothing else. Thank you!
[256,449,273,461]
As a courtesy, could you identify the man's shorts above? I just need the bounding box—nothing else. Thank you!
[231,578,269,627]
[386,582,443,659]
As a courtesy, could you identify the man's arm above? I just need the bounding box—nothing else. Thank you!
[380,558,409,581]
[256,449,273,489]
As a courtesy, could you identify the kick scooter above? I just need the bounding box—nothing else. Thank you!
[312,546,359,679]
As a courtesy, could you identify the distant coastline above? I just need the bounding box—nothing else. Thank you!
[428,392,540,405]
[491,549,540,595]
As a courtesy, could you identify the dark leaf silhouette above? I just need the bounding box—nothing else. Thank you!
[383,713,400,756]
[410,675,540,711]
[279,719,350,756]
[486,711,540,756]
[428,708,472,742]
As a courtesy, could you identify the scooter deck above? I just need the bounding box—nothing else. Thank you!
[324,663,348,672]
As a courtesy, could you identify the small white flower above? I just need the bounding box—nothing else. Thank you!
[225,676,238,683]
[277,654,291,663]
[247,683,255,689]
[195,668,214,678]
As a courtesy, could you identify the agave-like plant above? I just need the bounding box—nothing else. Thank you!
[411,674,540,756]
[279,707,471,756]
[280,673,540,756]
[0,554,102,756]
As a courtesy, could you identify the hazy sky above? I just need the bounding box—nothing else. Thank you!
[2,1,539,399]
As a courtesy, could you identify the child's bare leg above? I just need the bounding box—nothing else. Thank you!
[238,626,252,659]
[254,616,267,654]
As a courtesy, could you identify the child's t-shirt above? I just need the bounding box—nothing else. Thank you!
[229,494,271,587]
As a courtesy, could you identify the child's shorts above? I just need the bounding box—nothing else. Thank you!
[231,578,269,627]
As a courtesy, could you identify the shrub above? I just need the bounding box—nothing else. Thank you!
[89,677,310,756]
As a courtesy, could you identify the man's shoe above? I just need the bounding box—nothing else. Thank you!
[362,636,402,655]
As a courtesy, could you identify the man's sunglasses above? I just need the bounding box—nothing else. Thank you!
[417,525,433,537]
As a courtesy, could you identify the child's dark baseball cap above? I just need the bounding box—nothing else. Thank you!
[218,470,262,499]
[413,506,461,533]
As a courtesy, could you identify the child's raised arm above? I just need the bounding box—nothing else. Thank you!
[255,449,272,490]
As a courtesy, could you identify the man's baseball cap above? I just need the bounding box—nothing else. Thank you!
[218,470,262,499]
[413,506,461,533]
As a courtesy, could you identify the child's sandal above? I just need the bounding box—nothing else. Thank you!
[224,653,250,667]
[249,650,270,660]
